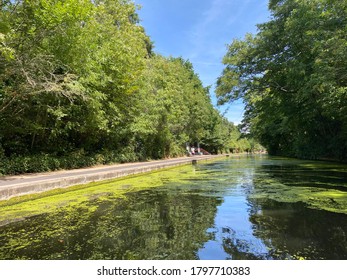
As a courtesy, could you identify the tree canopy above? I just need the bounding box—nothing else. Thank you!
[0,0,257,175]
[216,0,347,161]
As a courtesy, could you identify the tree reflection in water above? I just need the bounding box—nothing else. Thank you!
[1,155,347,259]
[0,189,221,259]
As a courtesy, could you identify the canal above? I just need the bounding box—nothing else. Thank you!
[0,155,346,259]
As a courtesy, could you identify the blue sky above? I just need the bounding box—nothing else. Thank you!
[134,0,270,124]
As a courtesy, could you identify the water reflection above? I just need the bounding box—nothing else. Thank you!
[249,200,347,259]
[0,155,347,259]
[197,156,347,260]
[0,188,221,259]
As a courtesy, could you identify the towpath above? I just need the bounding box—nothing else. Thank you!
[0,154,227,201]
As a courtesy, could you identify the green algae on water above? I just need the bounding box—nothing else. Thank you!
[250,160,347,214]
[0,164,210,225]
[1,155,347,260]
[250,182,347,214]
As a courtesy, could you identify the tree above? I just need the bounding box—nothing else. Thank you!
[216,0,347,160]
[0,0,149,156]
[0,0,247,175]
[132,55,221,158]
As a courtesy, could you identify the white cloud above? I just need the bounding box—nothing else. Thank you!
[188,0,249,55]
[183,0,269,123]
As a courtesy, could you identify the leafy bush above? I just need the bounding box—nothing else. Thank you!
[0,148,141,176]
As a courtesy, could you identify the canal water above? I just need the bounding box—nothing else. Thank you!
[0,155,346,260]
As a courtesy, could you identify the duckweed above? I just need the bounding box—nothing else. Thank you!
[0,164,210,225]
[1,155,347,260]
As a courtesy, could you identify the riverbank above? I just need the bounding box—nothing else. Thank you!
[0,154,230,201]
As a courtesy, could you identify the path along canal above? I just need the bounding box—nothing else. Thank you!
[0,155,346,259]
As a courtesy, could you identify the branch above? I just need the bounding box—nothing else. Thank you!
[0,93,18,113]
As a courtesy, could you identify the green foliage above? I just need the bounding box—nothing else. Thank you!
[0,0,251,176]
[217,0,347,161]
[133,55,224,159]
[0,149,142,175]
